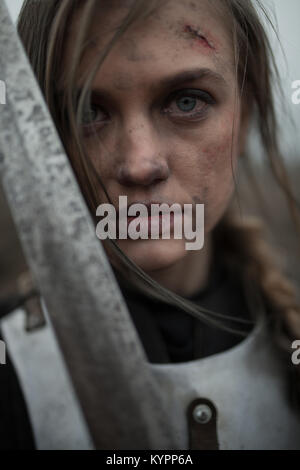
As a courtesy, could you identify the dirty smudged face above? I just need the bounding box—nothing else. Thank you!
[64,0,246,275]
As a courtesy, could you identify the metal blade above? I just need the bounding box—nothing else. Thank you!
[0,2,177,449]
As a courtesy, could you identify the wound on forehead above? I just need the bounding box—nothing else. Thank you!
[184,25,215,51]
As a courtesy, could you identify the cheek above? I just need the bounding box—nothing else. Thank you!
[175,131,236,189]
[66,138,114,208]
[173,130,237,231]
[200,134,237,230]
[81,141,117,196]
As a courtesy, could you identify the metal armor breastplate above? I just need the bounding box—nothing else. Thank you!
[2,309,300,450]
[150,319,300,449]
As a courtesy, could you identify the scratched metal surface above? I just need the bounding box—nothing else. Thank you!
[0,2,178,449]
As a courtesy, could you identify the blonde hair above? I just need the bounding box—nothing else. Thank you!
[18,0,300,404]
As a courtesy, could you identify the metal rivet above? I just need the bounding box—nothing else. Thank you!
[192,404,213,424]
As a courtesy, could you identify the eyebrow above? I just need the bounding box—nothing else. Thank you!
[157,68,227,90]
[57,67,228,103]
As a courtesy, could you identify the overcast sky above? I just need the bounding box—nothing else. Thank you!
[4,0,300,158]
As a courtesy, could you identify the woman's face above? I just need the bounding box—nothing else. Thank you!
[65,0,246,273]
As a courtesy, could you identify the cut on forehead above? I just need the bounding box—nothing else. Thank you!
[60,0,235,90]
[71,0,232,45]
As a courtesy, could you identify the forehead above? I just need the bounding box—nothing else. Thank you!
[63,0,234,88]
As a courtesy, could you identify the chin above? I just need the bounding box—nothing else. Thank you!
[116,238,187,273]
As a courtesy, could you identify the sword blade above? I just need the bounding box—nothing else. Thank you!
[0,2,176,449]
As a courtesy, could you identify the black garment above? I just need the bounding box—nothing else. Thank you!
[0,329,36,450]
[118,255,254,364]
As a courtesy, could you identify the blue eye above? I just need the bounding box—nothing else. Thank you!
[82,104,107,126]
[82,106,98,124]
[163,89,215,120]
[176,95,197,112]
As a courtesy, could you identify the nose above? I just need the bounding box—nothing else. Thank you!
[116,118,170,187]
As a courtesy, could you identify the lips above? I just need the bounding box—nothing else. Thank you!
[127,202,155,218]
[114,200,181,237]
[127,212,176,237]
[124,201,183,217]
